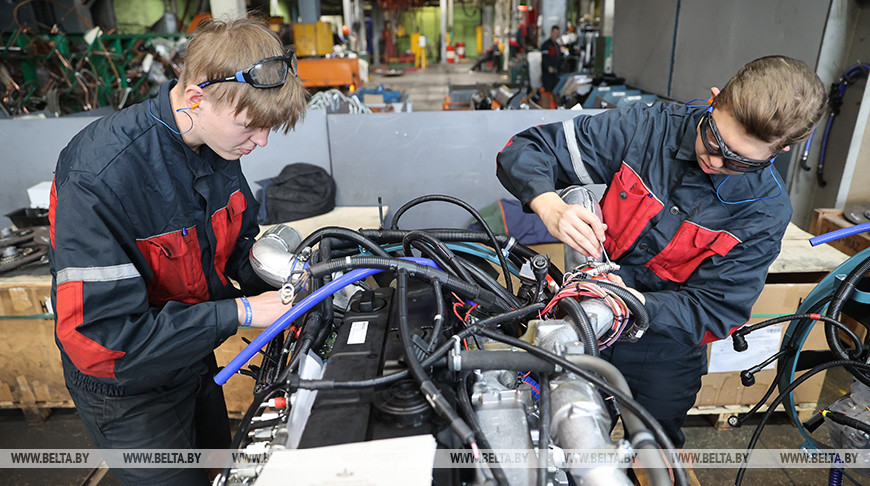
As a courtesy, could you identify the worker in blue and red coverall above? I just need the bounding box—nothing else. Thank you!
[49,18,307,485]
[496,56,826,447]
[540,25,562,93]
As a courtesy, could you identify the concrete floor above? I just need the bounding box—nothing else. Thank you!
[369,59,508,111]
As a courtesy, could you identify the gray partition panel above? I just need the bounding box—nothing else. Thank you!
[0,109,328,226]
[240,108,330,191]
[613,0,829,101]
[0,116,95,224]
[326,110,594,230]
[670,0,828,103]
[613,0,678,97]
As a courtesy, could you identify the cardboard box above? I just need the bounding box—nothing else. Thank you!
[695,283,825,407]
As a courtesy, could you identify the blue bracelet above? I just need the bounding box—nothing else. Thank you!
[240,296,252,327]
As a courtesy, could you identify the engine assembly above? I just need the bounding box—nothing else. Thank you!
[212,193,684,486]
[213,192,870,486]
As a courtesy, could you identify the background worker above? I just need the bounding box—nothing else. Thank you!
[49,17,307,485]
[541,25,562,93]
[496,56,826,447]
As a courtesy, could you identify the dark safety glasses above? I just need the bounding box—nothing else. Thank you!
[699,109,778,172]
[198,50,298,89]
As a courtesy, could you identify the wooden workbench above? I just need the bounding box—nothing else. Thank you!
[767,222,850,277]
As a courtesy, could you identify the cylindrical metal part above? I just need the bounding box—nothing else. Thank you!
[578,298,616,339]
[549,378,632,485]
[250,224,303,288]
[559,186,604,271]
[472,372,537,486]
[534,319,580,353]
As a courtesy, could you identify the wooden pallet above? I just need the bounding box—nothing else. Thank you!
[0,376,73,422]
[688,403,818,430]
[611,402,817,440]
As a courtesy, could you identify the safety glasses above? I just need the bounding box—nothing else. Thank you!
[198,50,298,89]
[699,109,778,172]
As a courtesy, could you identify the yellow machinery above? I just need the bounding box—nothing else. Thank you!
[293,21,363,91]
[297,58,362,91]
[294,21,333,57]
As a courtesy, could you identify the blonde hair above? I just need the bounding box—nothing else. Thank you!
[715,55,826,149]
[178,17,308,134]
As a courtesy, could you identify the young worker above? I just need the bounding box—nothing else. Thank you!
[496,55,826,447]
[49,17,307,484]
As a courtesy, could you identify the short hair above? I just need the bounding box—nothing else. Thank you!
[715,55,826,148]
[551,25,560,32]
[178,17,308,134]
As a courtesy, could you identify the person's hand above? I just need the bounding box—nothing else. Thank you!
[605,273,645,305]
[530,192,607,258]
[236,290,292,328]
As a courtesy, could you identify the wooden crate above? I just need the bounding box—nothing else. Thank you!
[0,279,73,420]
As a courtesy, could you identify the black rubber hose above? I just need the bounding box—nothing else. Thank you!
[736,313,863,357]
[403,230,475,282]
[294,304,545,390]
[559,297,600,357]
[256,328,285,388]
[456,256,522,309]
[456,350,556,373]
[473,327,687,486]
[427,280,447,351]
[397,270,476,447]
[456,372,510,486]
[319,237,336,325]
[728,348,793,428]
[355,228,565,282]
[583,280,649,337]
[297,226,391,258]
[735,360,870,486]
[822,410,870,435]
[825,254,870,361]
[307,256,511,312]
[279,250,325,377]
[401,237,461,279]
[823,254,870,387]
[389,194,514,294]
[538,374,551,486]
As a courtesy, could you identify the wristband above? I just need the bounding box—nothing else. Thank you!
[240,296,252,327]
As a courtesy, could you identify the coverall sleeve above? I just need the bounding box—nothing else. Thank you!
[496,105,642,210]
[52,171,239,382]
[640,214,789,346]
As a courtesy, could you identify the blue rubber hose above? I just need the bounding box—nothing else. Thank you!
[809,221,870,246]
[214,257,439,385]
[214,267,379,385]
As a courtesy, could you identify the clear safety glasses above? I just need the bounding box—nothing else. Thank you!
[699,109,778,172]
[198,50,297,89]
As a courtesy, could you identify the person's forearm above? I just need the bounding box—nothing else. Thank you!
[529,191,564,221]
